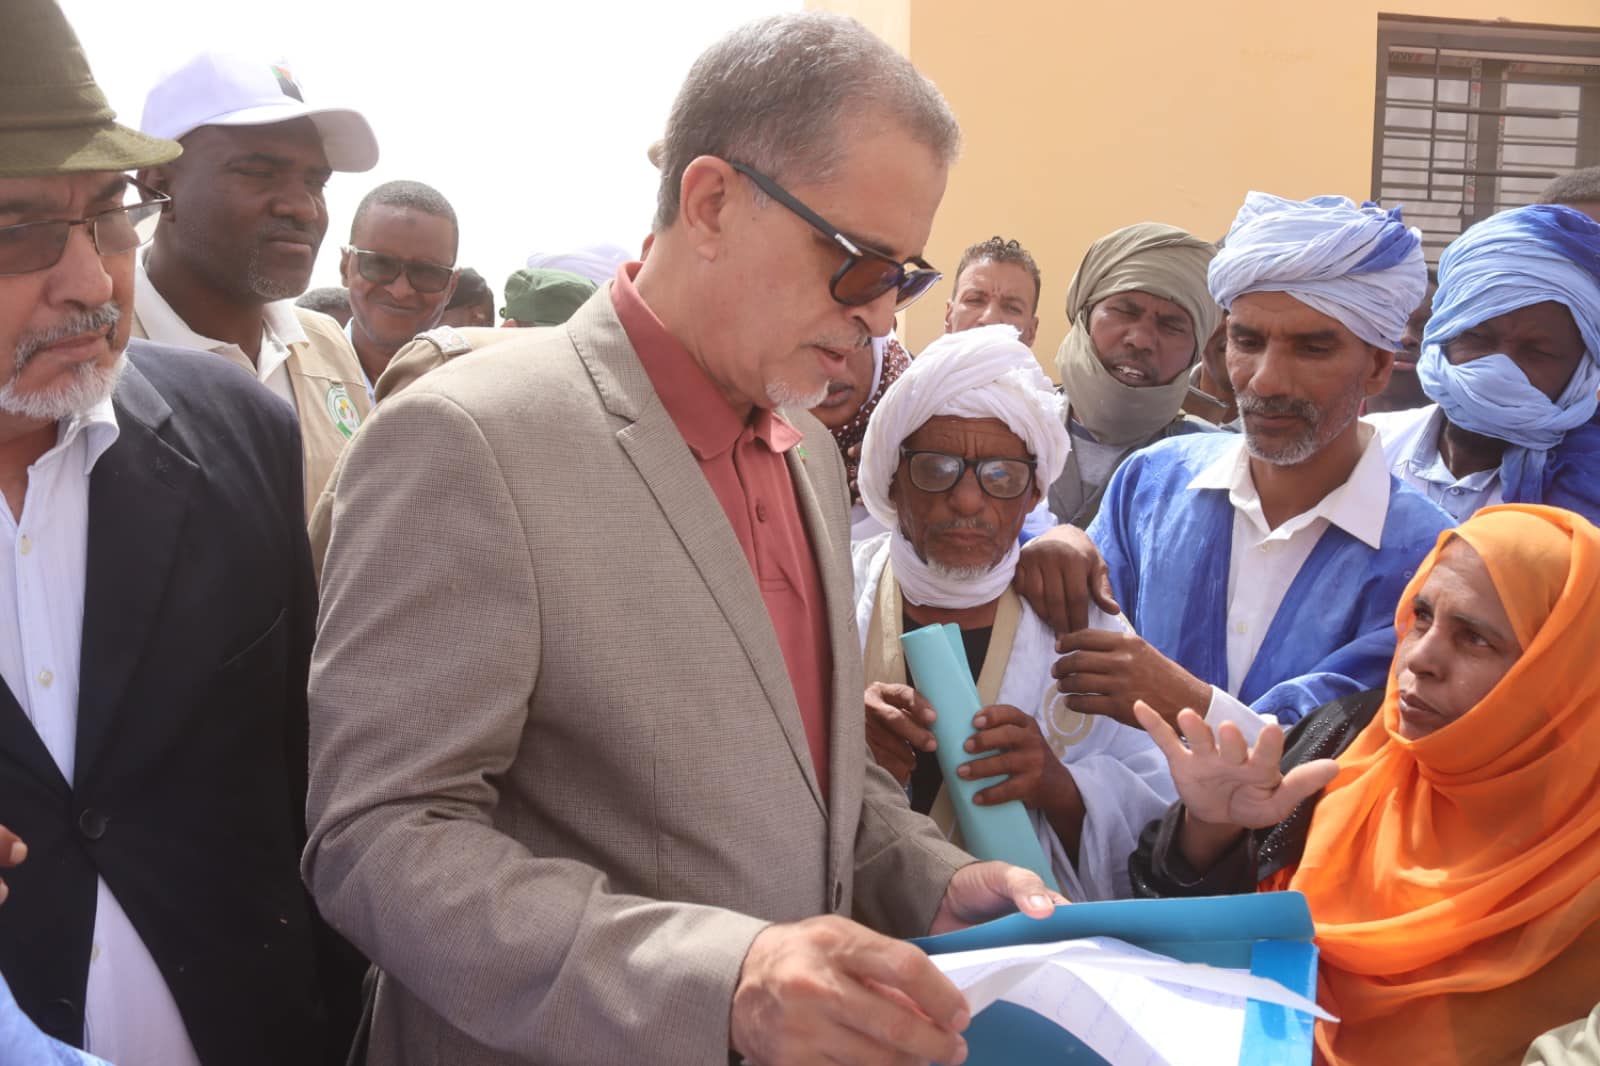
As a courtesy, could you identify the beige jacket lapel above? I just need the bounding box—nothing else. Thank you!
[785,433,863,892]
[569,295,828,818]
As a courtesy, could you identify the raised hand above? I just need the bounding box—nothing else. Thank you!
[1133,701,1339,830]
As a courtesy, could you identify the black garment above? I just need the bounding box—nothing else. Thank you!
[904,609,991,815]
[0,342,362,1064]
[1128,688,1384,898]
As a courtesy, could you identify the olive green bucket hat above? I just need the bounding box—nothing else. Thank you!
[0,0,181,177]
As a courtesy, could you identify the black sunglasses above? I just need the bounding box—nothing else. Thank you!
[900,449,1037,500]
[0,177,168,278]
[342,246,456,294]
[728,161,941,311]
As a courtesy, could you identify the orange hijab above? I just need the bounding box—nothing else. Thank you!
[1285,505,1600,1065]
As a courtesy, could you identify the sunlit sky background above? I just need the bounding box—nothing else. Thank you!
[61,0,800,301]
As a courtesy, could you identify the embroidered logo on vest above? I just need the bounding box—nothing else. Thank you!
[325,384,361,439]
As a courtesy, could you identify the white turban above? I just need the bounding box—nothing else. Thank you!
[524,242,634,285]
[859,324,1068,608]
[1207,191,1427,351]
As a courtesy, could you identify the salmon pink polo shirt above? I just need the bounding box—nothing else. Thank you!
[611,264,834,799]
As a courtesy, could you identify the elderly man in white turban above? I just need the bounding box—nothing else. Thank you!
[853,324,1176,901]
[1040,193,1453,738]
[1365,204,1600,523]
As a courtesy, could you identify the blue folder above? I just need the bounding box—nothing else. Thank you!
[912,892,1321,1066]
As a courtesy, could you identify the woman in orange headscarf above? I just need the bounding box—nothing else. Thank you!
[1129,504,1600,1065]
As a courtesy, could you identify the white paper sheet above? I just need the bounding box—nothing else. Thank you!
[930,936,1334,1066]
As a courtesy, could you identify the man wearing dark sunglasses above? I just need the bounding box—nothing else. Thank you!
[0,3,361,1063]
[130,49,379,521]
[307,12,1063,1066]
[339,180,460,402]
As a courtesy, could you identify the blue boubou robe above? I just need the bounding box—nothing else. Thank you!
[1086,434,1455,725]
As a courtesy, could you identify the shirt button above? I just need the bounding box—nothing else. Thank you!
[1233,621,1248,635]
[77,808,107,840]
[37,668,53,688]
[755,502,769,523]
[90,943,101,963]
[17,535,31,556]
[1448,487,1463,495]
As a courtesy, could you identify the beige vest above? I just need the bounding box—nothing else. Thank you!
[131,305,371,519]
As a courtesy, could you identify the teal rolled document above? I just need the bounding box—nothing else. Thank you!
[900,623,1059,891]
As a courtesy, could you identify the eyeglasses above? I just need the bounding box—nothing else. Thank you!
[728,161,941,310]
[342,247,456,294]
[900,449,1037,500]
[0,179,169,278]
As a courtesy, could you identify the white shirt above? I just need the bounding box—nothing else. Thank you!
[345,320,378,405]
[0,403,202,1066]
[1186,423,1391,739]
[135,254,301,409]
[1365,404,1502,523]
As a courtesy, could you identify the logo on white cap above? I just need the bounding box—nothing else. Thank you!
[270,63,303,102]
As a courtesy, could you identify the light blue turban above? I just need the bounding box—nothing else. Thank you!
[1418,204,1600,502]
[1207,192,1427,351]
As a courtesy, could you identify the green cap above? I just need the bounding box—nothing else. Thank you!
[502,268,598,326]
[0,0,181,178]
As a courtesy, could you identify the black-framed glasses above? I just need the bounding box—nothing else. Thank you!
[0,178,169,278]
[342,246,456,294]
[728,161,941,310]
[900,449,1037,500]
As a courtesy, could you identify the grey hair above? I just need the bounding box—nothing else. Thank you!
[1538,165,1600,206]
[652,11,960,232]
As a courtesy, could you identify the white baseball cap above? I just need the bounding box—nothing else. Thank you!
[139,51,378,172]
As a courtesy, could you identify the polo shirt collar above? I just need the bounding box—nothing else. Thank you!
[610,263,802,459]
[135,252,307,362]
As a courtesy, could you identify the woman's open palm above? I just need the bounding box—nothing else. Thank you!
[1133,701,1340,830]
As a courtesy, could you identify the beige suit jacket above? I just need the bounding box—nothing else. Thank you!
[303,291,971,1065]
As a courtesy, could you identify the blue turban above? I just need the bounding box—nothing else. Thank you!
[1418,204,1600,504]
[1208,192,1427,351]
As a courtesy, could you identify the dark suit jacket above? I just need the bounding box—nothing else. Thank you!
[0,341,357,1064]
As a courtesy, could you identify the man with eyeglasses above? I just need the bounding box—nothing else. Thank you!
[305,13,1062,1066]
[851,325,1175,902]
[340,180,460,402]
[131,49,379,520]
[0,2,361,1062]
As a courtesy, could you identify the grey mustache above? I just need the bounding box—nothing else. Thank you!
[15,302,121,369]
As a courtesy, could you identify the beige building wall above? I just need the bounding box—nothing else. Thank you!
[813,0,1600,371]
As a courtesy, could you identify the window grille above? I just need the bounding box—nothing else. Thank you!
[1374,15,1600,263]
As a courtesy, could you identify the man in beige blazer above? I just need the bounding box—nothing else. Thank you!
[304,12,1060,1066]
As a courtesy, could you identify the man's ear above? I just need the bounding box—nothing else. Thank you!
[338,247,354,286]
[1021,314,1040,349]
[943,299,956,334]
[676,156,734,263]
[440,272,459,309]
[1366,345,1396,397]
[138,166,176,217]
